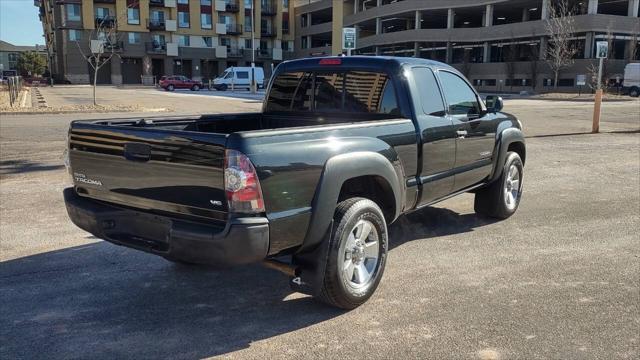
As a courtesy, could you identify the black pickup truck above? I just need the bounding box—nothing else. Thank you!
[64,56,525,309]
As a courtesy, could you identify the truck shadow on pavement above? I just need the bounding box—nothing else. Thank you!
[0,160,64,175]
[0,206,493,359]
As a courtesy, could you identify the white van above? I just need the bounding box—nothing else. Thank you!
[212,67,265,91]
[622,63,640,97]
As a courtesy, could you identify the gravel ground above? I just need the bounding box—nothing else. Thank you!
[0,100,639,359]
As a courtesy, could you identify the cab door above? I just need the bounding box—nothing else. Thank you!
[437,70,496,191]
[410,67,457,205]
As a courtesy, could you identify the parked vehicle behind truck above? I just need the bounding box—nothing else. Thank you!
[64,56,525,309]
[622,63,640,97]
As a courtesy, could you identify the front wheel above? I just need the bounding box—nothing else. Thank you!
[318,197,388,309]
[191,84,200,91]
[219,84,228,91]
[629,87,639,98]
[474,151,524,219]
[167,84,175,91]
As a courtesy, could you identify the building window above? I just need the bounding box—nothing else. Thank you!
[220,37,231,47]
[8,53,18,69]
[301,36,308,49]
[178,11,190,27]
[201,13,212,29]
[245,39,253,49]
[177,0,189,4]
[68,29,82,41]
[203,36,213,47]
[95,7,110,19]
[244,0,252,8]
[244,15,252,32]
[282,0,289,11]
[177,35,190,47]
[127,8,140,24]
[300,14,308,27]
[201,0,211,5]
[128,32,141,44]
[152,34,166,46]
[66,4,81,22]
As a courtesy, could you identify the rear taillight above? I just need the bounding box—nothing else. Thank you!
[224,149,265,214]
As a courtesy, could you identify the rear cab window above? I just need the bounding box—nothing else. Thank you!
[266,70,401,118]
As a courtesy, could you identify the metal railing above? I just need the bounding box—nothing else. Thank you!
[149,0,165,6]
[227,46,244,57]
[6,76,23,107]
[257,48,272,58]
[95,16,116,27]
[147,18,166,30]
[261,2,277,15]
[225,23,243,34]
[261,25,276,37]
[145,42,166,54]
[225,1,239,12]
[104,41,124,52]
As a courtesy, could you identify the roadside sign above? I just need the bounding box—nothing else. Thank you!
[596,41,608,59]
[342,27,356,55]
[576,74,586,86]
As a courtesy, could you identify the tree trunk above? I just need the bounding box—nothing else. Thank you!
[554,71,559,90]
[93,63,98,106]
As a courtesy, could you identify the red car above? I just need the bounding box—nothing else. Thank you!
[159,75,203,91]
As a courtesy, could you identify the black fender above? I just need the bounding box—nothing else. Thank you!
[299,151,403,253]
[489,127,526,183]
[290,151,403,296]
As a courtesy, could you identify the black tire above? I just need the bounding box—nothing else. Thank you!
[167,84,175,91]
[629,87,639,98]
[219,84,228,91]
[474,151,524,219]
[318,197,388,309]
[191,84,200,91]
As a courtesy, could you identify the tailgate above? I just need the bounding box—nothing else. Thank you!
[69,122,228,223]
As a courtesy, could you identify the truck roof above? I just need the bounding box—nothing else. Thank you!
[277,55,458,75]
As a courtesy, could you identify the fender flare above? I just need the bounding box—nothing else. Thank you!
[298,151,403,253]
[489,127,526,182]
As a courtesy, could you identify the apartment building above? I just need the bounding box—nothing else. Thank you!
[35,0,295,84]
[296,0,640,91]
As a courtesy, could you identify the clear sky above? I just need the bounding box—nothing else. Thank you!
[0,0,45,46]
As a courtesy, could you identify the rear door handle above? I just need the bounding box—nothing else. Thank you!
[456,130,468,138]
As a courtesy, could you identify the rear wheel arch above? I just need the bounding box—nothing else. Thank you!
[300,151,403,253]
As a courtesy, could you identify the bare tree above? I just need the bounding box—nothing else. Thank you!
[73,3,135,105]
[545,0,578,89]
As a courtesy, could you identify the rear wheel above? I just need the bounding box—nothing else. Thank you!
[167,84,175,91]
[219,84,228,91]
[474,151,524,219]
[318,197,388,309]
[191,84,200,91]
[629,87,639,98]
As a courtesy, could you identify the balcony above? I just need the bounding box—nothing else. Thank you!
[261,26,276,37]
[147,19,166,31]
[145,42,166,54]
[149,0,165,6]
[94,0,116,3]
[225,23,243,34]
[95,16,116,28]
[225,1,239,12]
[282,26,290,35]
[257,48,272,58]
[227,46,244,58]
[104,41,124,52]
[261,3,276,16]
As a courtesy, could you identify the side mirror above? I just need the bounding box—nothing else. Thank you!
[485,95,504,113]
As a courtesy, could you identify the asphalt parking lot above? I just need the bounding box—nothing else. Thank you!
[1,93,639,359]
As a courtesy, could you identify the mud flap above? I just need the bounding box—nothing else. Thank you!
[289,220,334,296]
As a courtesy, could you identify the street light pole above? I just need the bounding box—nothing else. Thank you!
[251,0,256,94]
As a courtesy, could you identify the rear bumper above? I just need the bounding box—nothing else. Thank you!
[63,188,269,266]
